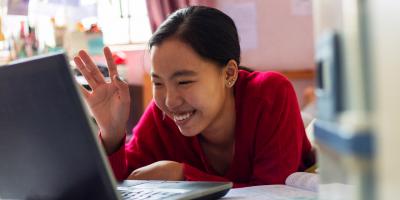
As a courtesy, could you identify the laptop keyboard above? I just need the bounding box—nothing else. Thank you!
[118,189,179,200]
[117,180,187,200]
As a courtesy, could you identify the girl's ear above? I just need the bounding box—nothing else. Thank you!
[224,59,239,88]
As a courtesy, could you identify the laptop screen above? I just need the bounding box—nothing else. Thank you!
[0,53,119,200]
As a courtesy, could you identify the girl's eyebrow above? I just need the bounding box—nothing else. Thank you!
[151,70,197,80]
[170,70,197,79]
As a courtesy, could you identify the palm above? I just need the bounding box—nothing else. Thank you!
[74,47,130,152]
[87,82,129,134]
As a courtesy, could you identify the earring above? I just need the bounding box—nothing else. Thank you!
[228,79,235,87]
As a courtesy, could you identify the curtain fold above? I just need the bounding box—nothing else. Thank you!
[146,0,216,33]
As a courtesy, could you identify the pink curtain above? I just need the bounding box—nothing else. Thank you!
[146,0,216,32]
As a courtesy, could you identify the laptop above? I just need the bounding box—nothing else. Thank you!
[0,53,232,200]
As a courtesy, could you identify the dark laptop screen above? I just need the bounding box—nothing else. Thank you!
[0,53,118,200]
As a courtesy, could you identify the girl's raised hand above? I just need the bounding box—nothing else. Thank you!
[74,47,130,153]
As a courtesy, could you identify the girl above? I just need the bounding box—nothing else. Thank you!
[74,6,315,188]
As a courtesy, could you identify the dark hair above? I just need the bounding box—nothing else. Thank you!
[148,6,241,68]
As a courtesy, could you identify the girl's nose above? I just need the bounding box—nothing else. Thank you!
[165,88,183,110]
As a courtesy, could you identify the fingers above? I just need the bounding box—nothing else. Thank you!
[113,75,130,103]
[74,56,99,90]
[104,47,118,80]
[78,50,105,84]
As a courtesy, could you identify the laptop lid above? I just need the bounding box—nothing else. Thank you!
[0,53,119,200]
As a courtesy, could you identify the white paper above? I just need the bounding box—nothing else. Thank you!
[223,172,318,199]
[223,185,317,200]
[285,172,319,192]
[291,0,312,16]
[219,3,258,51]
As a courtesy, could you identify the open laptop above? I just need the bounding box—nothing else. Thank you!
[0,53,232,200]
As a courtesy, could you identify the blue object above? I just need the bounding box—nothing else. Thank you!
[87,35,104,55]
[315,31,344,121]
[314,120,374,158]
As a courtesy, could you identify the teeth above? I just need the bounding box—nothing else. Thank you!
[173,111,193,121]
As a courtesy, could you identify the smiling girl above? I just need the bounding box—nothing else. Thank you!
[74,6,315,188]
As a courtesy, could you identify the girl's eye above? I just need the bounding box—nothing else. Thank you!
[179,81,194,85]
[153,82,162,86]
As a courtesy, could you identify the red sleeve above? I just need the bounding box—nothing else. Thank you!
[248,77,310,185]
[104,102,163,181]
[105,135,128,180]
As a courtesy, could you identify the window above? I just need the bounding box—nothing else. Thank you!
[98,0,152,45]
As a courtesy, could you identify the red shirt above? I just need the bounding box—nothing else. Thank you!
[107,70,315,188]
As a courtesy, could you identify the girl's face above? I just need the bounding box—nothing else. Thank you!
[150,38,231,137]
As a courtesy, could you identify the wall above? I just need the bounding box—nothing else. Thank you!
[215,0,315,106]
[216,0,315,71]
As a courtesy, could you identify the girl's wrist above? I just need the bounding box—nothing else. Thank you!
[101,129,125,154]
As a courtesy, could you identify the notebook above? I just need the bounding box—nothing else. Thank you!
[224,172,318,200]
[0,52,232,200]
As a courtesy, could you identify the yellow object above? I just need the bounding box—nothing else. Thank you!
[0,16,5,41]
[76,22,85,32]
[304,164,318,173]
